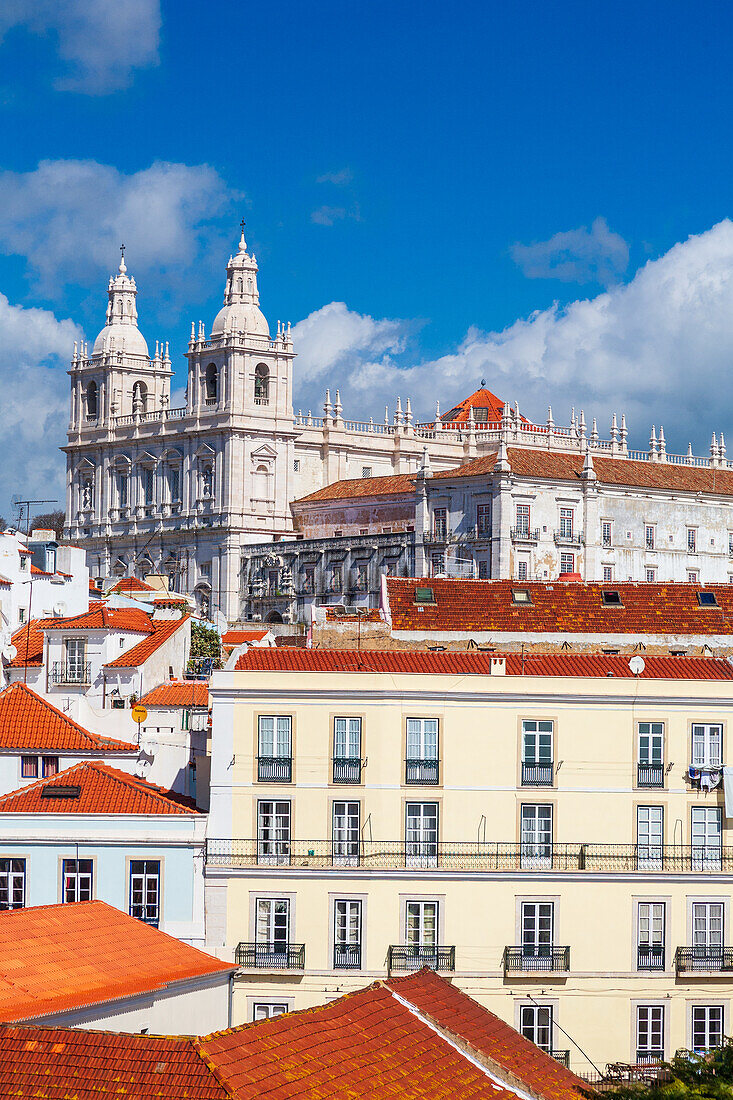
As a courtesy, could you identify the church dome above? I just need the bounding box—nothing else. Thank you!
[93,322,149,357]
[211,227,269,338]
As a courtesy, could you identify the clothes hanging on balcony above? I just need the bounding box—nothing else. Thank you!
[700,769,722,792]
[724,766,733,816]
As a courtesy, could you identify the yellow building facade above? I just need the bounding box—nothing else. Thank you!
[206,651,733,1073]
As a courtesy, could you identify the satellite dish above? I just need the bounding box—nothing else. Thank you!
[52,601,67,617]
[629,655,646,676]
[1,645,17,662]
[213,610,228,635]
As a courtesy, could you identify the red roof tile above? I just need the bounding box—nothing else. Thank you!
[0,761,200,815]
[109,576,156,593]
[0,1027,232,1100]
[42,605,154,632]
[140,681,210,708]
[293,471,417,504]
[105,615,190,669]
[235,646,733,680]
[198,980,520,1099]
[8,620,46,666]
[438,386,527,427]
[387,971,585,1100]
[221,629,269,647]
[0,682,136,752]
[0,901,234,1024]
[387,577,733,637]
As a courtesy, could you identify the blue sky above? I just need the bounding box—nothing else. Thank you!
[2,0,733,517]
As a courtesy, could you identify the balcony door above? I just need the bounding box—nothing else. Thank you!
[692,807,722,870]
[692,902,724,968]
[520,804,552,869]
[332,801,360,866]
[406,802,438,868]
[256,898,289,964]
[257,800,291,865]
[637,806,663,870]
[637,902,665,970]
[520,1004,553,1053]
[521,902,553,965]
[334,899,361,968]
[405,900,438,967]
[65,638,87,683]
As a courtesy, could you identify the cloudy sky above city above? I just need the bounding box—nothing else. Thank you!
[1,1,733,518]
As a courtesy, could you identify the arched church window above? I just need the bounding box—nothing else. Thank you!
[86,381,98,420]
[116,468,128,508]
[254,363,269,404]
[132,381,148,413]
[205,363,218,402]
[237,277,243,294]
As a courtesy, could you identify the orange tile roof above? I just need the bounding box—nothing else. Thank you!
[0,1027,232,1100]
[293,471,417,505]
[235,646,733,680]
[198,979,520,1099]
[0,761,200,815]
[221,629,269,647]
[42,605,154,633]
[387,577,733,637]
[8,620,46,666]
[105,615,190,669]
[386,970,585,1100]
[0,901,234,1024]
[439,386,523,426]
[140,681,210,707]
[109,576,156,593]
[0,682,136,753]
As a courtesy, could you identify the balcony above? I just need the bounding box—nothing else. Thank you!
[511,527,540,544]
[333,757,362,784]
[257,756,292,782]
[553,529,584,548]
[552,1051,571,1069]
[405,758,440,785]
[637,763,664,788]
[637,945,665,970]
[51,662,91,685]
[387,945,455,972]
[235,942,305,970]
[207,839,733,874]
[333,943,361,969]
[675,946,733,975]
[521,762,553,787]
[503,946,570,974]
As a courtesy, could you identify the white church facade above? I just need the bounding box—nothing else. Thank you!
[64,229,733,623]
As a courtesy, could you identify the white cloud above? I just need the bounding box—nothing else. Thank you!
[511,216,629,286]
[0,159,232,296]
[0,0,160,93]
[310,204,361,227]
[316,168,354,186]
[292,220,733,453]
[0,293,81,521]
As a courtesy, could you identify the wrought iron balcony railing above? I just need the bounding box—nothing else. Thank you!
[387,944,456,972]
[257,756,292,782]
[637,944,665,970]
[637,763,664,788]
[553,529,584,547]
[205,839,733,873]
[235,942,305,969]
[503,946,570,973]
[405,758,440,785]
[333,943,361,969]
[333,757,362,784]
[51,662,91,685]
[511,527,540,543]
[521,762,554,787]
[552,1051,571,1068]
[675,946,733,974]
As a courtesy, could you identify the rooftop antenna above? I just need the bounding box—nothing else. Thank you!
[11,497,58,536]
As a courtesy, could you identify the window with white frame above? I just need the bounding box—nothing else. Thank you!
[688,570,700,583]
[691,807,722,868]
[334,717,361,761]
[638,723,664,786]
[333,899,361,968]
[603,565,613,583]
[645,525,655,550]
[521,901,554,960]
[559,508,573,538]
[258,716,292,761]
[64,638,87,683]
[602,520,612,547]
[637,902,665,970]
[406,718,439,784]
[332,800,360,864]
[646,567,657,583]
[406,900,438,948]
[477,503,491,536]
[520,804,552,868]
[405,802,439,867]
[257,800,291,864]
[636,1005,664,1062]
[431,552,445,576]
[129,859,160,926]
[253,1002,288,1021]
[0,858,25,909]
[560,552,574,573]
[256,897,290,952]
[433,508,447,539]
[517,558,529,581]
[692,1006,724,1053]
[687,527,697,553]
[636,806,663,868]
[692,901,724,966]
[691,724,722,768]
[63,858,93,903]
[515,503,530,536]
[520,1004,553,1053]
[521,720,553,786]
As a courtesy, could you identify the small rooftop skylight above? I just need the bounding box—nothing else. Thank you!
[511,589,533,606]
[414,586,436,605]
[40,784,81,799]
[697,591,719,608]
[601,590,623,607]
